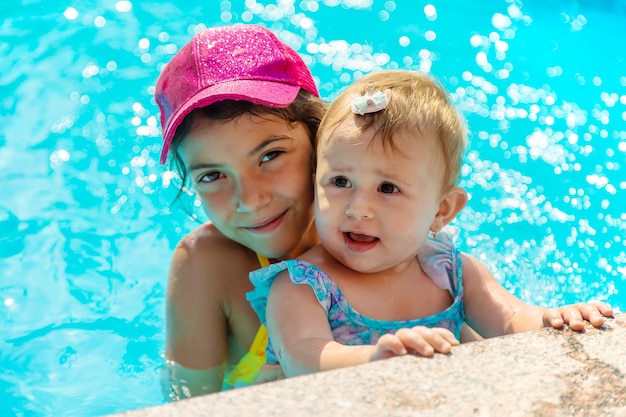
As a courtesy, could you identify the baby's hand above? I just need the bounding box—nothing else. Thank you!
[371,326,459,361]
[543,301,613,331]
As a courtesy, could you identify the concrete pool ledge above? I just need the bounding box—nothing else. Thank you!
[112,313,626,417]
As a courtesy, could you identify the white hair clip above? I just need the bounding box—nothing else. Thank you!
[351,84,390,115]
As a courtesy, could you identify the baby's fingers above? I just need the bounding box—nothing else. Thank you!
[423,327,460,353]
[550,302,613,331]
[432,327,461,346]
[375,333,408,357]
[396,327,458,357]
[558,305,587,331]
[543,308,566,329]
[394,328,434,357]
[587,301,614,319]
[572,301,612,328]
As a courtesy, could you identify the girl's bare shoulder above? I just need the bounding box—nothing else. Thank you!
[169,222,258,290]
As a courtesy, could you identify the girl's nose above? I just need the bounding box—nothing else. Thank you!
[235,177,271,213]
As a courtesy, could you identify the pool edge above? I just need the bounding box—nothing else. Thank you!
[109,313,626,416]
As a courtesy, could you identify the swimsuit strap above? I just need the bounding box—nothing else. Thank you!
[222,325,267,388]
[256,253,270,268]
[222,253,271,389]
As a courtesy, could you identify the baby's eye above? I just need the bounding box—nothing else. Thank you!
[260,150,284,163]
[332,176,351,188]
[198,171,223,183]
[379,182,399,194]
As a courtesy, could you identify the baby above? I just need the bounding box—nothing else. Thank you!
[247,70,613,377]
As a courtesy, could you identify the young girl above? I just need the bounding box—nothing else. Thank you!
[247,70,613,377]
[154,24,326,396]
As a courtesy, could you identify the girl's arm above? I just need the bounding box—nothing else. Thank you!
[163,224,260,396]
[266,272,457,377]
[163,229,229,396]
[163,362,224,399]
[461,253,612,337]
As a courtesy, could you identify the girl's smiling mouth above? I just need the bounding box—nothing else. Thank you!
[246,211,287,233]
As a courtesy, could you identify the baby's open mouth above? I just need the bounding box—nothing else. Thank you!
[346,232,378,243]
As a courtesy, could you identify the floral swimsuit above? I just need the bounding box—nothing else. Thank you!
[247,226,465,363]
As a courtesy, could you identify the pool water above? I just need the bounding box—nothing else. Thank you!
[1,0,624,416]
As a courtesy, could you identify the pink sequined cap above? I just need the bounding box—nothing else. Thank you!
[155,24,319,164]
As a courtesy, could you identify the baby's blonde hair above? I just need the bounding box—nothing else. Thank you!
[317,70,467,190]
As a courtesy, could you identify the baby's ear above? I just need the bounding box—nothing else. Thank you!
[433,187,467,229]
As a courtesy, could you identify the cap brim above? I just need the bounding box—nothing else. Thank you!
[160,79,300,164]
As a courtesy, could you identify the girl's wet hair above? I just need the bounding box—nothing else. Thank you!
[168,90,327,201]
[318,70,468,190]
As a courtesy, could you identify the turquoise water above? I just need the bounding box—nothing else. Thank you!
[1,0,624,416]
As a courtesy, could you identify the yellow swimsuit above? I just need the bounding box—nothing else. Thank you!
[221,253,270,390]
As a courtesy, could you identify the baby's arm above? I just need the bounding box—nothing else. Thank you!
[462,253,613,337]
[266,271,370,376]
[266,271,358,377]
[266,272,457,377]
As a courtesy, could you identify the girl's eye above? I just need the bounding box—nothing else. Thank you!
[198,171,223,183]
[260,150,284,163]
[332,176,351,188]
[379,182,398,194]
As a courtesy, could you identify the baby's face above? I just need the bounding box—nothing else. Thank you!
[314,117,446,273]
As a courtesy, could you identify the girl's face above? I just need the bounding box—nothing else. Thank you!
[179,113,318,260]
[315,117,446,273]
